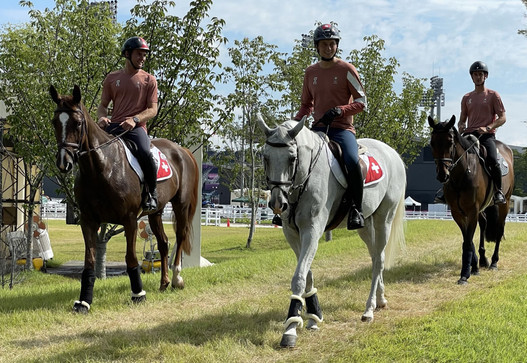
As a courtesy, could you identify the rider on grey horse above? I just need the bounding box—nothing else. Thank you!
[293,23,367,230]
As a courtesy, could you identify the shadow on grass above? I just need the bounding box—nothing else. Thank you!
[321,258,459,290]
[13,307,287,361]
[0,276,132,314]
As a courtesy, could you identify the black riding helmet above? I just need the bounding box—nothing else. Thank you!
[469,61,488,75]
[313,24,341,47]
[121,36,150,57]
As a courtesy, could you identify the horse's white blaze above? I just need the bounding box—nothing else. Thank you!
[57,148,67,169]
[59,112,69,143]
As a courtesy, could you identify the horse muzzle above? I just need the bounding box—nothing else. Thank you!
[436,168,450,184]
[269,187,289,215]
[56,148,75,173]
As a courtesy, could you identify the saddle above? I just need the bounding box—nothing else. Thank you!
[324,140,384,231]
[119,139,173,183]
[464,134,509,177]
[327,140,369,182]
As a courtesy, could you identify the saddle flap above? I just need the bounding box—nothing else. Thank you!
[120,140,173,182]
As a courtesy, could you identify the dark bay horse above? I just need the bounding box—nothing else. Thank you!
[50,85,199,313]
[428,115,514,285]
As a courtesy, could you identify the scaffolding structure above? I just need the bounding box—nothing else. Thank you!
[0,108,41,288]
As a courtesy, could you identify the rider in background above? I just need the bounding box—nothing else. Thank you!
[294,23,367,229]
[97,36,159,212]
[458,61,506,204]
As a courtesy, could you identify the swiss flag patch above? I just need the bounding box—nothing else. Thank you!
[155,150,172,181]
[360,154,384,186]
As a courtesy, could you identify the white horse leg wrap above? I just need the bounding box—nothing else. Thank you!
[290,294,305,306]
[302,287,317,299]
[131,290,146,298]
[284,316,303,329]
[306,313,323,323]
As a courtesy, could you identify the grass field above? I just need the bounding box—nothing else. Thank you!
[1,219,527,362]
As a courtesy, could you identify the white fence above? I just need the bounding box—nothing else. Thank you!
[41,203,275,225]
[40,202,527,224]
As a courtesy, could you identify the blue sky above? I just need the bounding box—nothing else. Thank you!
[2,0,527,146]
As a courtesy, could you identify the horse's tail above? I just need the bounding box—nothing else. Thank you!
[384,190,407,270]
[174,148,199,256]
[483,205,501,243]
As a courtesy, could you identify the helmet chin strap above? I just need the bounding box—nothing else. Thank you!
[317,46,338,62]
[127,56,141,70]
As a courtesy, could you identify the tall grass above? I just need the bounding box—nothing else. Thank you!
[1,220,527,362]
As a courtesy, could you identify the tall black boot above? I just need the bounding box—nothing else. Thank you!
[142,152,158,212]
[491,163,505,204]
[347,162,364,230]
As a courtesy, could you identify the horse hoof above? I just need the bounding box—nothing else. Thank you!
[489,264,498,271]
[159,281,170,292]
[471,269,480,276]
[131,295,146,304]
[376,301,387,310]
[361,314,373,323]
[457,277,468,285]
[171,276,185,289]
[72,301,90,314]
[280,334,297,348]
[306,319,319,331]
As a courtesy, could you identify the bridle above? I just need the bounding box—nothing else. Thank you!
[265,132,324,203]
[265,139,298,198]
[54,107,88,163]
[432,128,480,174]
[54,106,128,162]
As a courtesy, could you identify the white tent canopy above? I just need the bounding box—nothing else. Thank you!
[405,196,421,207]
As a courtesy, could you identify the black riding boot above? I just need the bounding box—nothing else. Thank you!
[491,163,505,204]
[347,163,364,230]
[142,152,158,212]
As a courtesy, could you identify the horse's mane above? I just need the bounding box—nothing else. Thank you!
[434,120,476,153]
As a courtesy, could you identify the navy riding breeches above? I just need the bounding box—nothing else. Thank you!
[312,126,359,171]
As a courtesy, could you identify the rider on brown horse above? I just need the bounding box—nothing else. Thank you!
[458,61,506,204]
[97,36,159,212]
[435,61,506,205]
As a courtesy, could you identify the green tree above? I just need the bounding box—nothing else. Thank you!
[124,0,230,146]
[348,35,429,164]
[0,0,120,269]
[221,36,285,247]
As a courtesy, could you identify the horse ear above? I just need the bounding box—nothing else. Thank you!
[256,113,273,137]
[446,115,456,128]
[427,116,435,127]
[72,85,82,104]
[49,85,60,105]
[288,118,304,139]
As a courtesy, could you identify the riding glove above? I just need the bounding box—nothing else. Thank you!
[319,107,342,126]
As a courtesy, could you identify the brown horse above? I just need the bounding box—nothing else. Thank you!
[50,85,199,313]
[428,115,514,285]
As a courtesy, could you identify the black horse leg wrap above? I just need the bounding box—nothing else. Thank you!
[287,297,303,319]
[79,269,96,305]
[305,293,323,322]
[127,266,143,294]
